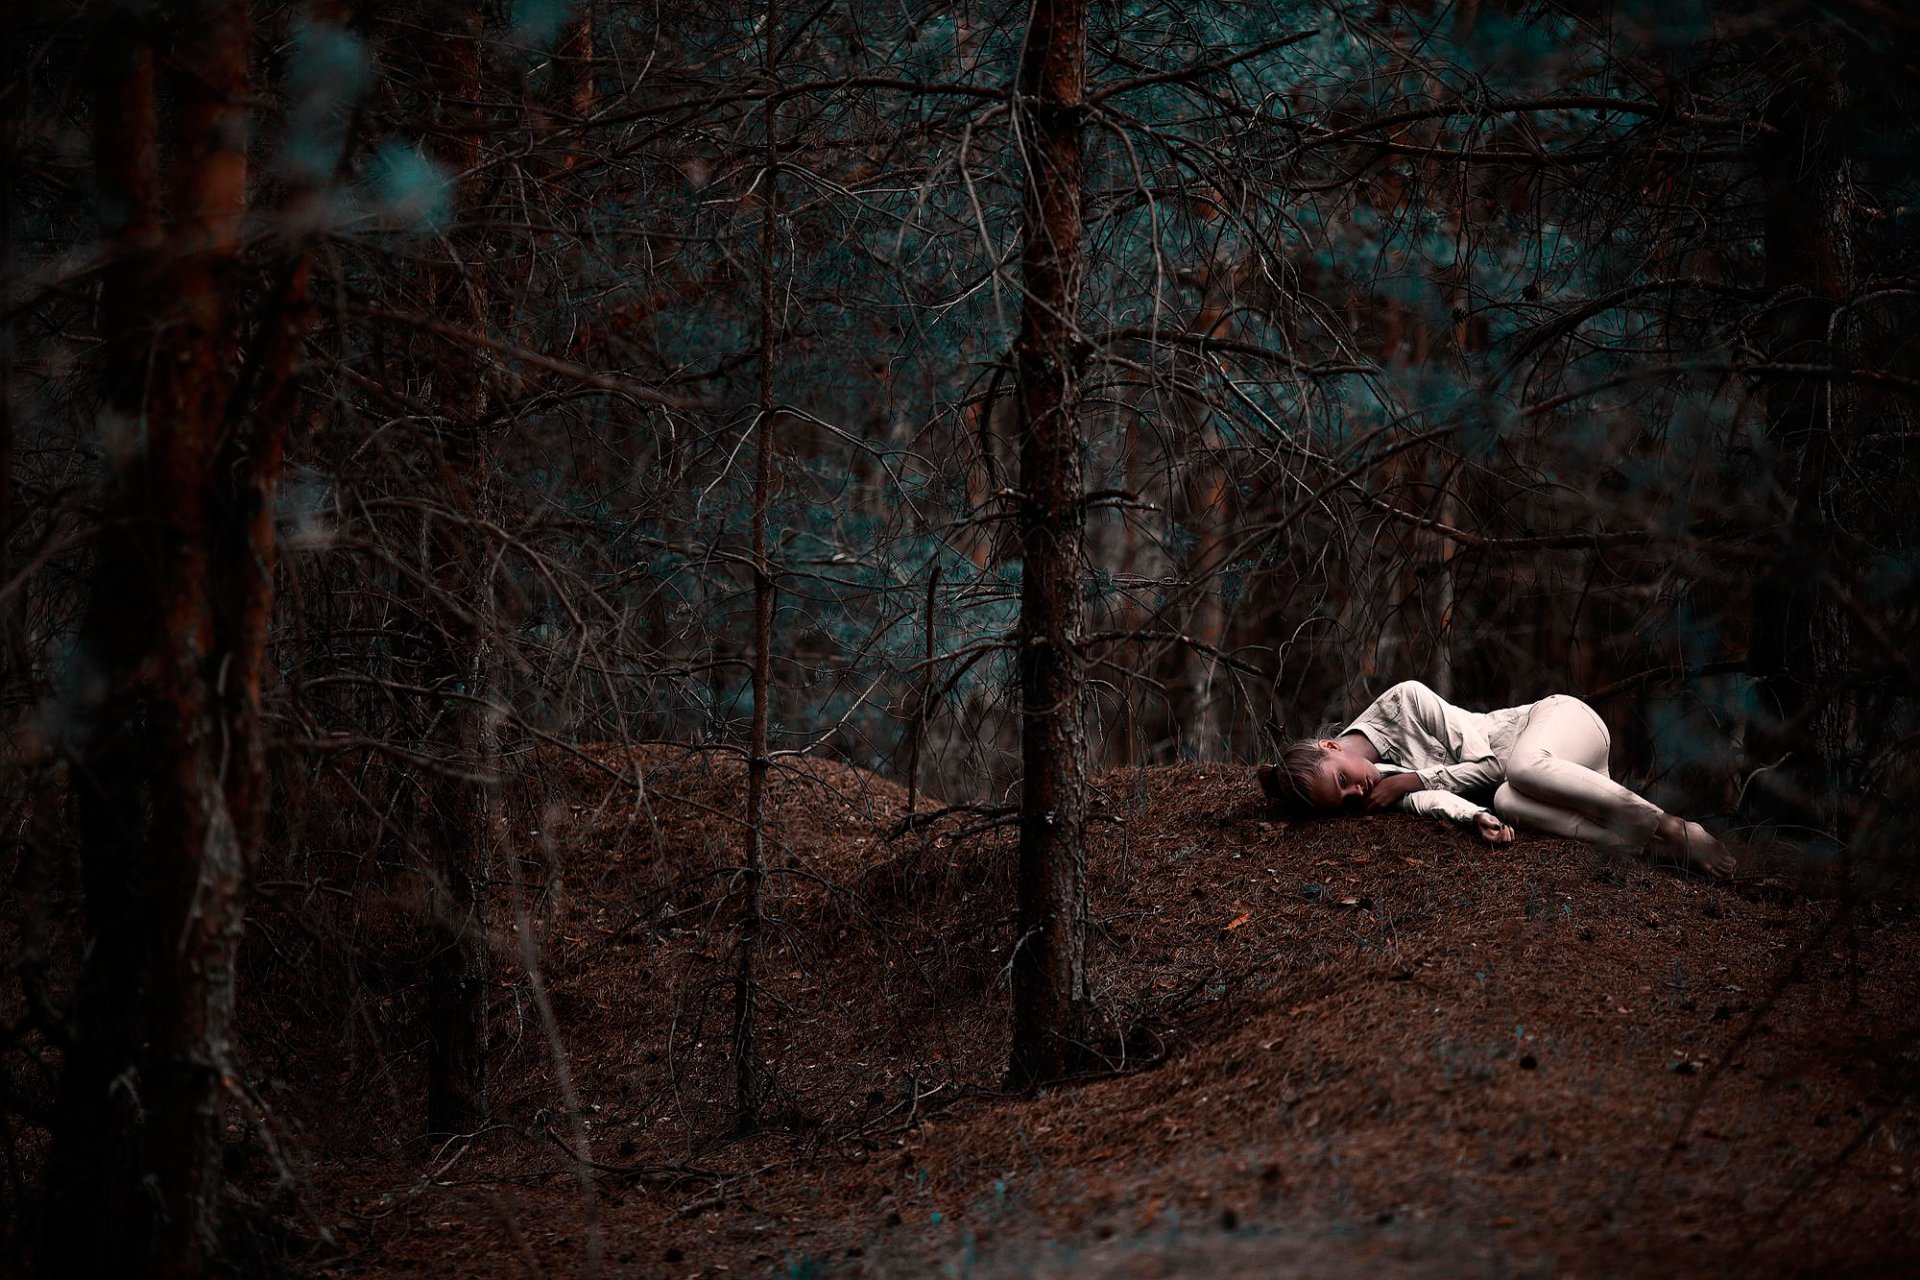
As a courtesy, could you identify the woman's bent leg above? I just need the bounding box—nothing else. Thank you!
[1493,782,1641,851]
[1503,695,1666,848]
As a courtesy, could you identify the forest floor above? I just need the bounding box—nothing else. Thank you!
[242,750,1918,1279]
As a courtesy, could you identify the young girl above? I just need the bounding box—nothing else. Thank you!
[1256,680,1737,877]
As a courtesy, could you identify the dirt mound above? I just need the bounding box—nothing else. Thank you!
[264,756,1918,1278]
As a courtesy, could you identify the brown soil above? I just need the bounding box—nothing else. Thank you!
[250,752,1918,1278]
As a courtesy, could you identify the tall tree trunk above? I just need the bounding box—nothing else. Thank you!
[1008,0,1090,1090]
[1746,40,1857,835]
[1430,308,1464,701]
[1168,290,1235,761]
[0,9,21,695]
[41,12,163,1273]
[419,0,494,1136]
[1429,483,1458,701]
[735,0,780,1132]
[218,0,341,886]
[43,1,256,1274]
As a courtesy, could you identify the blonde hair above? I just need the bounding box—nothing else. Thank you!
[1257,738,1330,816]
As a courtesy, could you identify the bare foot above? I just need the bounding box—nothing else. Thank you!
[1654,815,1737,879]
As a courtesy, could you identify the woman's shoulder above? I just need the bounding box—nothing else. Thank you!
[1376,679,1450,711]
[1351,681,1453,739]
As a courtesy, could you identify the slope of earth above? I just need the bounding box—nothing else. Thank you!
[281,753,1920,1279]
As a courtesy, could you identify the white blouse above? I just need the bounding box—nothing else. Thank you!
[1342,680,1534,825]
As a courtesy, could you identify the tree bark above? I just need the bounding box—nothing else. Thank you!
[735,0,780,1132]
[43,1,257,1274]
[418,0,495,1137]
[1008,0,1091,1090]
[1746,39,1857,834]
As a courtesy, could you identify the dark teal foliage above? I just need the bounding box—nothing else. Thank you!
[365,142,453,233]
[207,0,1916,798]
[509,0,578,50]
[284,17,370,182]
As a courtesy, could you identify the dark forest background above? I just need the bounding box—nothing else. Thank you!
[1,0,1917,1274]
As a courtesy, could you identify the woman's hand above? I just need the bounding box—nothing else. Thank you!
[1474,811,1515,844]
[1364,771,1426,810]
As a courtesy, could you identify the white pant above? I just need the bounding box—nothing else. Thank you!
[1492,695,1667,850]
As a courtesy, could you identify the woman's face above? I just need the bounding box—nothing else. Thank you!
[1308,742,1381,812]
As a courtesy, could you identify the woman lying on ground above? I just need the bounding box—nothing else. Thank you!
[1256,680,1737,878]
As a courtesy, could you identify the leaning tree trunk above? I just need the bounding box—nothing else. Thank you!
[1008,0,1091,1090]
[1746,41,1857,836]
[42,1,260,1274]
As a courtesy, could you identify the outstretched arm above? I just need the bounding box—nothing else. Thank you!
[1370,772,1512,843]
